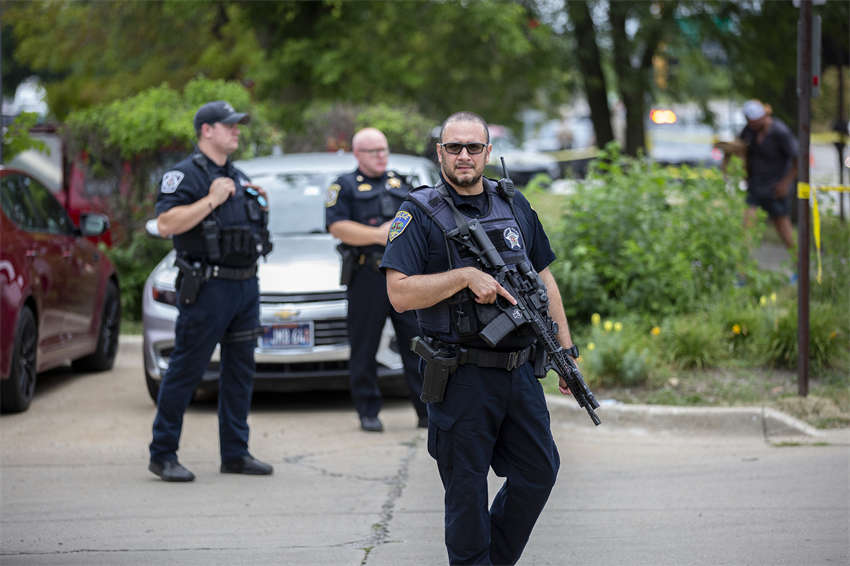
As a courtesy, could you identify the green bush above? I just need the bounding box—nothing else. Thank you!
[106,232,172,322]
[759,301,847,372]
[577,315,658,387]
[661,313,727,370]
[545,143,762,322]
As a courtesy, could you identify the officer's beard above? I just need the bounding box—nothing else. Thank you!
[443,166,482,188]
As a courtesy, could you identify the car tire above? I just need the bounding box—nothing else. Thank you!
[72,280,121,372]
[1,307,38,413]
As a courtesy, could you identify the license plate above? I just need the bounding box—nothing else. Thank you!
[260,322,314,349]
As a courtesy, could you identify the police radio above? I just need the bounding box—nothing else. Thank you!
[497,157,515,200]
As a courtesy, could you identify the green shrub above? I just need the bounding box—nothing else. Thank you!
[661,313,727,370]
[106,232,172,322]
[544,143,762,322]
[759,301,847,372]
[577,315,658,387]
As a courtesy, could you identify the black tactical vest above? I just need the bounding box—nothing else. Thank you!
[407,179,535,347]
[173,153,272,267]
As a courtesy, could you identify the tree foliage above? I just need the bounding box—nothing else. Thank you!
[4,0,262,120]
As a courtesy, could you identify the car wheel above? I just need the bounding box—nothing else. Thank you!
[72,280,121,372]
[1,307,38,413]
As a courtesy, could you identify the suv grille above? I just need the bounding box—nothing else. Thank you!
[261,291,346,303]
[315,318,347,345]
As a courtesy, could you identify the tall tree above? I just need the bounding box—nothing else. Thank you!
[565,0,614,148]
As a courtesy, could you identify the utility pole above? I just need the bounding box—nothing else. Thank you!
[797,0,813,397]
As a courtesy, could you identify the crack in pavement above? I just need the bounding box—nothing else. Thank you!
[360,436,421,565]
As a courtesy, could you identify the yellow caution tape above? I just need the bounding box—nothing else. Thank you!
[812,193,822,284]
[803,183,849,285]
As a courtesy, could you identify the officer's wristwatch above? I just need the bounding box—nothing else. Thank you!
[565,345,580,359]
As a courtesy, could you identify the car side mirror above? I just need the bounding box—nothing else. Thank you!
[80,213,110,237]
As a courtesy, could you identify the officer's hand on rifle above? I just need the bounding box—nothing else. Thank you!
[209,177,236,207]
[558,376,574,397]
[462,267,516,305]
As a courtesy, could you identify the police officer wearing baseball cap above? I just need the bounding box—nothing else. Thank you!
[148,100,274,482]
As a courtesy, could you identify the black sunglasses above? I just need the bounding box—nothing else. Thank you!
[439,142,487,155]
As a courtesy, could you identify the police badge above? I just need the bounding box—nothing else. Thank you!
[503,227,522,250]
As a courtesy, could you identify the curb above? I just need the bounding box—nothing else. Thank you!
[545,396,850,446]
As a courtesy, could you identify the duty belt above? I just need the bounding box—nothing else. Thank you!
[457,344,534,371]
[357,251,383,270]
[207,264,257,280]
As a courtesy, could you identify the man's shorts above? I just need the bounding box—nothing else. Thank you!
[746,191,791,219]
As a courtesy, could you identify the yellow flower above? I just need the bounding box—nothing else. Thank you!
[770,292,777,303]
[651,326,661,336]
[732,324,741,335]
[591,313,601,326]
[587,342,596,351]
[829,330,838,340]
[603,320,613,332]
[759,295,768,306]
[614,322,623,332]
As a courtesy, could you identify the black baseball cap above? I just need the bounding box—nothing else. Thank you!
[193,100,250,133]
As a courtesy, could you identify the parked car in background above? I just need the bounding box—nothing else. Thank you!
[0,167,120,413]
[486,125,561,185]
[142,152,440,401]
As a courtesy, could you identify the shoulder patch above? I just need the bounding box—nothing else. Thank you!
[161,170,184,194]
[325,184,341,207]
[388,210,413,242]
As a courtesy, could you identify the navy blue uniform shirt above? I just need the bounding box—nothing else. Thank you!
[380,179,555,277]
[155,151,251,217]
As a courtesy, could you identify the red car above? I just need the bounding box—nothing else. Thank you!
[0,166,120,413]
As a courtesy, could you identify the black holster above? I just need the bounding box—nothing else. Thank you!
[337,244,356,286]
[174,255,208,305]
[411,336,458,403]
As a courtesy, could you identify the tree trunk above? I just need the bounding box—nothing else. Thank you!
[567,0,614,148]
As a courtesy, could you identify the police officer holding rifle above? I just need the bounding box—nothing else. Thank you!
[382,111,596,565]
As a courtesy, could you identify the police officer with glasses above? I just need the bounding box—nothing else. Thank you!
[148,101,274,482]
[325,127,427,432]
[382,112,575,564]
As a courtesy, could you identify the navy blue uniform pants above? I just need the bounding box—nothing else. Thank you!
[427,362,560,566]
[346,266,426,419]
[150,277,259,463]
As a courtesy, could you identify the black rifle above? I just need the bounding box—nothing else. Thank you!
[454,163,600,425]
[469,221,601,425]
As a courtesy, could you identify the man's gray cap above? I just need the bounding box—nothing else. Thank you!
[193,100,250,132]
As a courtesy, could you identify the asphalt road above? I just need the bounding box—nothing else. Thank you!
[1,339,847,565]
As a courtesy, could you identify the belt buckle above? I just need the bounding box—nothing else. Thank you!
[506,350,519,370]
